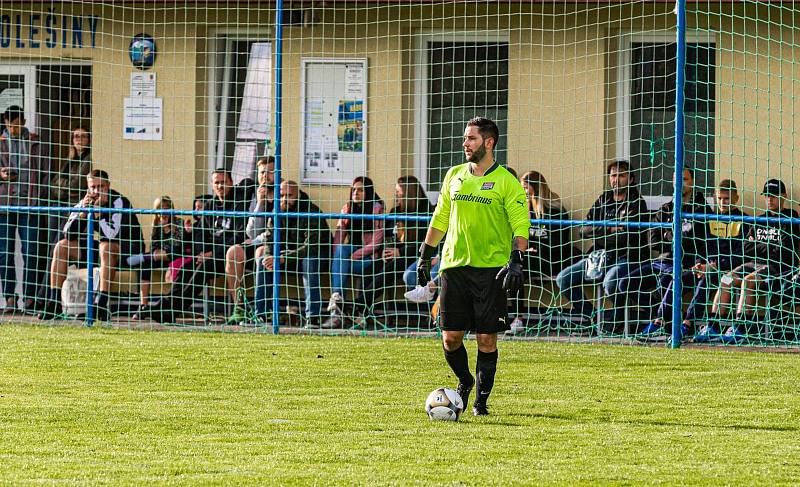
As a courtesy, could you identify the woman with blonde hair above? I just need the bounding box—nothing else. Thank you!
[509,171,579,334]
[130,195,191,319]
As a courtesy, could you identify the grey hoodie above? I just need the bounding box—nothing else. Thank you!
[0,127,44,206]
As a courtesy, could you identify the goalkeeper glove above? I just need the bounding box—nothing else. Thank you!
[416,242,437,287]
[496,249,524,293]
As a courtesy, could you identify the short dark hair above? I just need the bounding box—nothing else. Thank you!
[467,116,500,149]
[718,179,738,193]
[87,169,110,182]
[3,105,24,123]
[212,167,232,180]
[607,160,631,175]
[257,156,275,167]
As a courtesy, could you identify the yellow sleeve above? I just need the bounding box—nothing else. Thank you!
[430,168,452,234]
[505,177,530,239]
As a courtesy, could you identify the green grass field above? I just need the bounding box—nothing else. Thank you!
[2,324,800,485]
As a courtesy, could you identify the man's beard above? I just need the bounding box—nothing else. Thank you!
[612,185,627,196]
[466,142,487,163]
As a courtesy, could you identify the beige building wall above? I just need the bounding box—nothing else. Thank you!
[1,1,798,236]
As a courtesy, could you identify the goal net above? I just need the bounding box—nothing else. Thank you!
[0,1,796,346]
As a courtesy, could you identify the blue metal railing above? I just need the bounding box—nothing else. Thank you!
[272,0,285,334]
[672,0,688,348]
[10,202,798,333]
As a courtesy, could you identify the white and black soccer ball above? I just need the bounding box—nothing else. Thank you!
[425,387,464,421]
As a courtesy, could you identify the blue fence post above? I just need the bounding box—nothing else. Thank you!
[671,0,687,349]
[85,210,95,327]
[271,0,285,335]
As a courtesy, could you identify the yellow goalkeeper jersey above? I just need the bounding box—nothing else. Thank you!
[431,162,530,271]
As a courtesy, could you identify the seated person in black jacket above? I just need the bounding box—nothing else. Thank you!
[508,170,579,334]
[623,167,711,339]
[129,195,192,319]
[253,180,331,326]
[712,179,799,343]
[555,160,649,330]
[152,168,255,323]
[347,175,433,328]
[39,169,144,321]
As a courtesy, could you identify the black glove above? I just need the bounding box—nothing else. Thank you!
[416,242,437,287]
[496,249,524,293]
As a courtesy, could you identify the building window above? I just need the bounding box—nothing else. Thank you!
[208,37,271,182]
[416,37,508,193]
[622,36,716,198]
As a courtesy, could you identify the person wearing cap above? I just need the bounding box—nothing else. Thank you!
[0,105,47,313]
[711,178,799,344]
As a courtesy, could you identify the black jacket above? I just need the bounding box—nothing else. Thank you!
[64,189,144,256]
[203,178,256,250]
[743,207,800,271]
[151,220,191,259]
[263,191,332,260]
[528,203,578,265]
[648,191,712,266]
[385,198,435,260]
[580,187,649,264]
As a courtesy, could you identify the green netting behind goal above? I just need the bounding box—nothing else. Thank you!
[0,1,797,347]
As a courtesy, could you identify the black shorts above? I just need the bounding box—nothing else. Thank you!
[439,266,509,334]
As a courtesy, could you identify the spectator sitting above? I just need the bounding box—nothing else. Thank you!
[555,160,648,333]
[622,167,711,340]
[507,170,580,335]
[130,196,191,320]
[150,168,255,323]
[324,176,385,328]
[350,175,434,327]
[0,105,47,312]
[38,169,144,321]
[691,180,750,342]
[224,156,276,323]
[710,179,799,343]
[252,180,331,327]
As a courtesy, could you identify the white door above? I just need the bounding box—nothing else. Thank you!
[0,65,36,132]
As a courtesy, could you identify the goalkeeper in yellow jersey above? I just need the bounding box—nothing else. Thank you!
[416,117,530,416]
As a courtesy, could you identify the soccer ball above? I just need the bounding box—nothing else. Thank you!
[425,387,464,421]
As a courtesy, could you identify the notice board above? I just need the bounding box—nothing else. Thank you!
[301,58,367,184]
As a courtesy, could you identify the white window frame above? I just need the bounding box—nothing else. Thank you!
[615,30,716,209]
[206,29,272,183]
[413,30,509,200]
[0,65,37,132]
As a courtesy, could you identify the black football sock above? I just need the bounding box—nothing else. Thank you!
[95,291,109,309]
[443,344,473,386]
[49,288,60,304]
[475,349,498,406]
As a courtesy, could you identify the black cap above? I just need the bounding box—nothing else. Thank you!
[762,178,787,196]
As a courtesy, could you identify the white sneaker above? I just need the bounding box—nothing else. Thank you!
[506,317,525,335]
[404,284,435,303]
[327,292,342,313]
